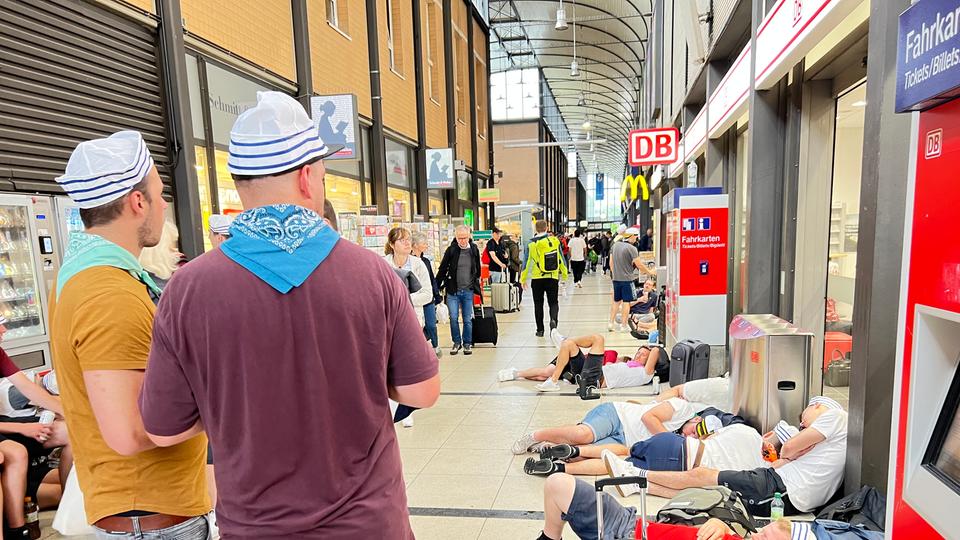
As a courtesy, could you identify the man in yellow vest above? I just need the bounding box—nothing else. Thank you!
[520,220,569,339]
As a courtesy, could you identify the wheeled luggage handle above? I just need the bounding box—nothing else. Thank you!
[596,477,647,540]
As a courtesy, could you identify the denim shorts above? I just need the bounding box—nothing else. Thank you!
[627,432,685,471]
[562,477,637,540]
[613,281,636,302]
[580,403,626,446]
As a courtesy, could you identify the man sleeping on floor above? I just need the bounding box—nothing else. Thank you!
[497,331,668,392]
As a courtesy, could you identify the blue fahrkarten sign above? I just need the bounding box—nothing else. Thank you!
[896,0,960,112]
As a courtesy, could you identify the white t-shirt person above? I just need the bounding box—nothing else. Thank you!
[568,236,587,262]
[681,376,731,412]
[776,409,848,512]
[695,424,770,472]
[613,397,702,446]
[602,362,655,389]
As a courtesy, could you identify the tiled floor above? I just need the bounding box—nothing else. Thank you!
[41,272,667,539]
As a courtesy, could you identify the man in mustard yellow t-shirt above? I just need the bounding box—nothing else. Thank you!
[49,132,210,539]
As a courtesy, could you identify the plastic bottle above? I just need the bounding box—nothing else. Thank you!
[24,497,40,539]
[770,492,784,521]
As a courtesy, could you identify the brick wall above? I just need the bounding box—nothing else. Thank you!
[452,0,471,167]
[494,122,540,204]
[181,0,296,81]
[378,0,418,141]
[473,19,489,175]
[307,0,372,120]
[422,0,447,149]
[121,0,154,13]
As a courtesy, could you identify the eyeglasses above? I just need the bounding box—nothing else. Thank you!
[396,238,412,244]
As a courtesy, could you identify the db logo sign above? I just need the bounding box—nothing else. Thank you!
[629,127,680,166]
[925,129,943,159]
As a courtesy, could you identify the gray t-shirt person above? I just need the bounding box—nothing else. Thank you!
[610,240,640,282]
[456,246,473,290]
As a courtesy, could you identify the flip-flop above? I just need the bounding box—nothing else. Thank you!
[523,457,559,476]
[539,444,577,461]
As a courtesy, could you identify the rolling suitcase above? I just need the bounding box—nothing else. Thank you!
[669,339,710,387]
[595,476,648,539]
[491,282,518,313]
[472,299,498,346]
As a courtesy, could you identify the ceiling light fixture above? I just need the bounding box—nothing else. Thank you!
[577,93,586,107]
[570,0,579,77]
[555,0,568,30]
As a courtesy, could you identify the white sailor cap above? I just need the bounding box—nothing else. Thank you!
[791,521,814,540]
[227,91,343,177]
[774,420,800,444]
[809,396,843,411]
[0,315,7,325]
[55,131,155,209]
[208,214,234,235]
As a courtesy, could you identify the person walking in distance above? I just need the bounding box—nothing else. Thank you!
[207,214,233,249]
[138,92,440,540]
[484,227,508,284]
[48,131,211,539]
[567,230,588,288]
[521,220,568,337]
[436,226,482,356]
[412,232,443,359]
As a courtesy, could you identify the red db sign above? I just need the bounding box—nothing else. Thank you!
[629,128,680,166]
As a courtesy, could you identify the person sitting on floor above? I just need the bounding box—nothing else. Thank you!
[600,396,848,518]
[498,331,668,391]
[536,473,867,540]
[511,398,705,474]
[658,375,732,411]
[524,408,752,478]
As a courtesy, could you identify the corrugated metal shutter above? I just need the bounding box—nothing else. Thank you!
[0,0,172,197]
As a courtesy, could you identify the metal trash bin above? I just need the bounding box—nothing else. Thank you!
[729,314,814,434]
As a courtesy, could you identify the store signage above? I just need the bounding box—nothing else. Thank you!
[473,230,493,240]
[628,127,680,166]
[463,209,474,228]
[359,205,378,216]
[896,0,960,112]
[754,0,860,89]
[620,174,649,203]
[426,148,455,189]
[707,44,751,138]
[684,108,708,160]
[204,61,272,146]
[478,188,501,203]
[310,94,359,161]
[596,173,604,200]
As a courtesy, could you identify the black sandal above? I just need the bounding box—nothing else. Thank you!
[524,457,561,476]
[539,443,579,461]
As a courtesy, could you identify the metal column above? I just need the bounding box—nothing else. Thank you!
[157,0,202,258]
[291,0,313,111]
[442,0,459,216]
[704,60,728,188]
[365,0,388,213]
[412,0,429,216]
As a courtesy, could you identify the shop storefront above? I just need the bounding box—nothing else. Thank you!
[385,138,416,221]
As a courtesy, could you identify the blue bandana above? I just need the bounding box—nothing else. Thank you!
[221,204,339,294]
[56,232,162,298]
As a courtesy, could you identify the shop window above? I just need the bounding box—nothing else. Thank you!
[821,83,866,399]
[325,174,362,215]
[388,187,412,221]
[429,192,446,216]
[213,149,244,215]
[426,1,440,101]
[195,146,214,252]
[385,139,412,188]
[386,0,404,76]
[457,170,472,203]
[326,0,348,34]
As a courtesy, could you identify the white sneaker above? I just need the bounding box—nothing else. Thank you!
[601,450,642,497]
[620,325,630,333]
[550,328,566,350]
[535,379,562,392]
[498,367,519,382]
[512,432,538,454]
[435,346,443,358]
[608,322,616,332]
[402,416,415,428]
[577,282,583,288]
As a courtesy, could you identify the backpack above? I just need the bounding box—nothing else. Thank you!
[656,486,758,537]
[535,237,561,273]
[816,486,886,532]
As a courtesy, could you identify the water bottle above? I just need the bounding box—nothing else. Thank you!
[648,329,659,344]
[770,492,784,521]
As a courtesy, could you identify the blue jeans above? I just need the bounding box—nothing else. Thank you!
[447,289,474,345]
[95,515,210,540]
[423,302,439,348]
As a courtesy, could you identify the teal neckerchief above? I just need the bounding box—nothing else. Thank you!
[220,204,339,294]
[56,232,162,297]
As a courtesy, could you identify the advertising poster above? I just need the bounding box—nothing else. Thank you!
[426,148,455,189]
[310,94,359,160]
[678,206,728,296]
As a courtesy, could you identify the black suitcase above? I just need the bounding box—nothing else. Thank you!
[472,303,498,345]
[669,339,710,387]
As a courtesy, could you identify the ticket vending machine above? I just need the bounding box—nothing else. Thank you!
[888,2,960,536]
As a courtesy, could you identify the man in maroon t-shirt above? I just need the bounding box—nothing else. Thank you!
[139,92,439,540]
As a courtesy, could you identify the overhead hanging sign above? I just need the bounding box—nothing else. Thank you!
[596,173,605,200]
[629,127,681,166]
[426,148,455,189]
[896,0,960,112]
[310,94,359,161]
[620,174,649,202]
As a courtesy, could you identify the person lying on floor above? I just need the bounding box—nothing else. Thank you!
[537,473,863,540]
[599,396,848,518]
[525,410,757,478]
[658,375,732,411]
[498,331,666,391]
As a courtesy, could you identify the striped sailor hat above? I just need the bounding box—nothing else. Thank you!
[227,91,343,177]
[791,521,814,540]
[809,396,843,411]
[774,420,800,444]
[0,315,7,325]
[208,214,234,235]
[55,131,154,209]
